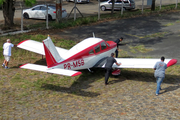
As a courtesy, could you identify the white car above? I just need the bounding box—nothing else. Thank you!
[23,4,67,20]
[67,0,89,3]
[100,0,135,11]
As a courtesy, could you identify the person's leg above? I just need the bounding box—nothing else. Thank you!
[4,56,10,69]
[2,59,6,67]
[156,77,164,95]
[5,61,9,67]
[3,59,6,64]
[159,77,164,90]
[115,49,118,58]
[105,68,111,84]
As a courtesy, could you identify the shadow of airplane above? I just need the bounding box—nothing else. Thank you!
[40,66,180,97]
[14,57,180,98]
[41,68,104,97]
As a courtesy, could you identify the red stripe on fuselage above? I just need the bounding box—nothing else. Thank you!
[48,40,117,68]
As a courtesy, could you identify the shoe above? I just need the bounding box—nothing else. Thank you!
[2,64,5,67]
[105,83,109,85]
[5,66,9,69]
[156,94,158,96]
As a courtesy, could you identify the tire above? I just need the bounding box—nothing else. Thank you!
[48,14,52,21]
[23,13,29,19]
[101,6,106,11]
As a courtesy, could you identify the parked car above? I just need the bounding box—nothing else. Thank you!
[100,0,135,11]
[23,4,67,20]
[66,0,90,3]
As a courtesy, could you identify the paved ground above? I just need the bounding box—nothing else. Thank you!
[50,10,180,62]
[1,9,180,120]
[0,0,179,20]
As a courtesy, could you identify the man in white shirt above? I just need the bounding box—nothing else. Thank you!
[2,39,14,69]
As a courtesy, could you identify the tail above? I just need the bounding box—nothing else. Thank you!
[43,35,62,67]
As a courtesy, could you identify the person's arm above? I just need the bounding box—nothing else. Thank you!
[154,62,157,70]
[116,62,121,66]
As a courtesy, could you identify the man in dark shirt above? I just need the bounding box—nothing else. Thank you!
[105,53,121,85]
[114,37,123,58]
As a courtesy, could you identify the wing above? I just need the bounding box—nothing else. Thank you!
[20,63,81,76]
[17,40,68,56]
[101,58,177,68]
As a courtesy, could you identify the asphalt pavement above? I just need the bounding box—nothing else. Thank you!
[0,0,179,20]
[50,11,180,64]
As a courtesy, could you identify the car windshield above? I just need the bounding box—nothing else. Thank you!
[100,0,108,2]
[48,5,56,9]
[129,0,134,3]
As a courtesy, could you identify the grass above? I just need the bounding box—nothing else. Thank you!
[129,45,153,53]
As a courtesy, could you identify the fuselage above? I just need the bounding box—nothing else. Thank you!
[50,37,117,70]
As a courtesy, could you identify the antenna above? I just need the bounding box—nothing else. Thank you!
[93,32,95,38]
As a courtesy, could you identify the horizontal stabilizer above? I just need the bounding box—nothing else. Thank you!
[17,40,68,56]
[18,40,45,55]
[20,63,82,77]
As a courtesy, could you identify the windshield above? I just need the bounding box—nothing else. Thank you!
[48,5,56,9]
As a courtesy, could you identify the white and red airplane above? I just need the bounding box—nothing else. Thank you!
[17,35,177,76]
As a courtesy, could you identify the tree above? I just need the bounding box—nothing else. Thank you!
[0,0,36,27]
[56,0,62,23]
[111,0,115,14]
[151,0,156,11]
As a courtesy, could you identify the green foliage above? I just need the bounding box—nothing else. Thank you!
[24,0,36,7]
[0,0,4,6]
[49,16,98,29]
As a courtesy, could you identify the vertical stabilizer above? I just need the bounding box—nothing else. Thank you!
[43,35,62,67]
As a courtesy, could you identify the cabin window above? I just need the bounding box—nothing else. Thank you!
[106,42,110,47]
[89,49,94,54]
[101,42,107,50]
[94,45,100,53]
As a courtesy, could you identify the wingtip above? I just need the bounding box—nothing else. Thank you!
[17,40,30,46]
[167,59,178,67]
[19,63,28,68]
[71,72,82,77]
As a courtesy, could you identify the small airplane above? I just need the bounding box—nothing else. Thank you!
[17,35,177,76]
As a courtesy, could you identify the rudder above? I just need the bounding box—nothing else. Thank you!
[43,36,62,67]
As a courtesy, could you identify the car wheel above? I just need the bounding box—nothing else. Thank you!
[23,13,29,19]
[48,14,53,21]
[101,6,106,11]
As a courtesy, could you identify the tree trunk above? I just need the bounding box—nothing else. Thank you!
[2,0,15,27]
[56,0,62,23]
[151,0,156,11]
[111,0,115,14]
